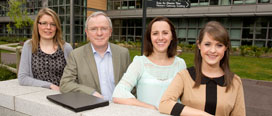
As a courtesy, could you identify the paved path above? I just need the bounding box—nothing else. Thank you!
[1,50,272,115]
[243,79,272,116]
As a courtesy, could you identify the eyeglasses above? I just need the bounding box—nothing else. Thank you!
[38,22,57,27]
[87,27,110,33]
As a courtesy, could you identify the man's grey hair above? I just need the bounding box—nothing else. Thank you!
[85,11,112,30]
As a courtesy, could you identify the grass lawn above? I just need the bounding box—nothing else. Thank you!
[0,41,9,45]
[129,49,272,81]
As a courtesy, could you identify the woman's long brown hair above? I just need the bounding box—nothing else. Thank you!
[31,8,64,53]
[194,21,234,92]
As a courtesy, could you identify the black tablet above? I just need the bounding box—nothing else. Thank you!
[47,92,109,112]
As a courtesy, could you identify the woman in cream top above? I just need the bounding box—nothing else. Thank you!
[112,17,186,110]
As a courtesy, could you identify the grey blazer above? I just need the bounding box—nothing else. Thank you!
[18,39,73,88]
[60,42,131,95]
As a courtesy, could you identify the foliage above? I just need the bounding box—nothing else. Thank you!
[6,0,33,34]
[0,67,16,81]
[0,36,28,43]
[239,45,271,57]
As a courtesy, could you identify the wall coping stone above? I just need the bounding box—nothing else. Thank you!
[0,79,167,116]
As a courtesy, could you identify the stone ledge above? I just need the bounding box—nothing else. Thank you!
[0,79,167,116]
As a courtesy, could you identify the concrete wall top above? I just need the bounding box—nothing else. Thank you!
[0,79,166,116]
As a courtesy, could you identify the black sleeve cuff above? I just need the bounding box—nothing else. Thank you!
[170,103,185,116]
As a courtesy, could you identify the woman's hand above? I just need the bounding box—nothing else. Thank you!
[50,84,59,91]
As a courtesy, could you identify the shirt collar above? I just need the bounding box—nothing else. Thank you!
[188,67,225,86]
[90,43,112,55]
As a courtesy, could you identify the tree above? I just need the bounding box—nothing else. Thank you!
[6,0,33,34]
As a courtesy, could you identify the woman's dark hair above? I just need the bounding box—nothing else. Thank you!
[143,16,177,58]
[194,21,234,92]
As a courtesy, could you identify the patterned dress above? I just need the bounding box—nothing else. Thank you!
[31,45,66,86]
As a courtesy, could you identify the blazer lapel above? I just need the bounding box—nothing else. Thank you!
[83,43,101,92]
[110,43,121,85]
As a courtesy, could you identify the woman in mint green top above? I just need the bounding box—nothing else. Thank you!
[112,17,186,110]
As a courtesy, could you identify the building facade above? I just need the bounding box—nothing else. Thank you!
[1,0,272,48]
[0,0,87,44]
[105,0,272,48]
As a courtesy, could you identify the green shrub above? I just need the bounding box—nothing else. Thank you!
[0,67,17,81]
[0,36,28,43]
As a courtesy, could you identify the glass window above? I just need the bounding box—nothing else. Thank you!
[191,0,199,6]
[221,0,230,5]
[188,29,197,38]
[241,40,252,46]
[219,18,230,27]
[66,36,70,42]
[59,0,64,5]
[171,19,179,27]
[114,1,121,10]
[135,28,142,36]
[128,20,134,27]
[75,17,81,25]
[255,41,265,47]
[75,26,81,34]
[179,19,188,28]
[108,1,113,10]
[66,15,70,24]
[231,18,242,27]
[269,29,272,39]
[52,7,58,14]
[113,28,120,35]
[231,40,240,47]
[136,0,142,8]
[230,29,241,39]
[74,0,80,5]
[122,20,128,27]
[242,28,253,39]
[66,25,70,33]
[128,0,135,9]
[122,1,128,9]
[53,0,58,5]
[233,0,243,4]
[210,0,219,5]
[188,19,198,28]
[200,0,209,6]
[255,28,267,39]
[111,36,120,41]
[66,0,70,4]
[268,41,272,48]
[243,18,255,27]
[199,18,209,27]
[48,0,53,6]
[258,0,270,3]
[66,6,70,14]
[245,0,256,4]
[59,7,65,15]
[178,29,187,38]
[113,20,120,27]
[128,28,134,36]
[75,6,81,14]
[135,19,141,27]
[121,28,126,35]
[255,17,268,27]
[60,16,64,24]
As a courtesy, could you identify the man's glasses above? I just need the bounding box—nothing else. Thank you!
[87,27,110,33]
[38,22,57,27]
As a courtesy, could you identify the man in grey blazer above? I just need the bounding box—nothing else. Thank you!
[60,11,130,100]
